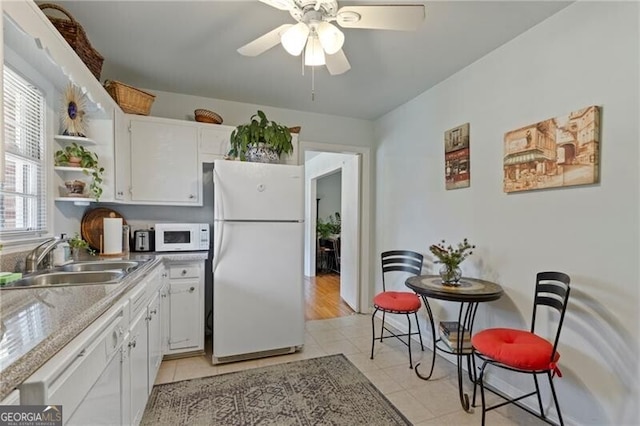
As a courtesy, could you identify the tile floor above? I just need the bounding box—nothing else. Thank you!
[154,314,546,425]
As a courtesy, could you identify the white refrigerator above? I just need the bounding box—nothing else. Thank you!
[212,159,305,363]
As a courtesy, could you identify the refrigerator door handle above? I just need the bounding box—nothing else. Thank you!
[212,168,224,274]
[212,220,224,274]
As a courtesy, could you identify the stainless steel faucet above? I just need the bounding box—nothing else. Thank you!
[25,237,69,273]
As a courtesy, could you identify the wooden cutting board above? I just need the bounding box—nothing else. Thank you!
[81,207,127,251]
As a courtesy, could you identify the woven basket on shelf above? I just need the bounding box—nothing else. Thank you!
[39,3,104,80]
[288,126,301,134]
[194,109,223,124]
[104,80,155,115]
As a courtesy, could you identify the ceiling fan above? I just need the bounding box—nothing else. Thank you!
[238,0,426,75]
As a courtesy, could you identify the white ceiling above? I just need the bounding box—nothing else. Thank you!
[48,1,571,120]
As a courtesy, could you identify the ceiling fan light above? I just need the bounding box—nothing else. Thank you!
[281,22,309,56]
[304,34,325,66]
[317,22,344,55]
[336,10,361,25]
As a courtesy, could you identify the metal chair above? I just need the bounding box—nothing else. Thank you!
[472,271,571,426]
[371,250,424,369]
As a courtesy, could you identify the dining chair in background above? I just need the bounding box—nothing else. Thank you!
[371,250,424,369]
[472,271,571,426]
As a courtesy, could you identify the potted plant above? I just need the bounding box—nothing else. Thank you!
[316,212,341,239]
[429,238,476,285]
[228,110,293,163]
[68,233,95,260]
[54,143,105,201]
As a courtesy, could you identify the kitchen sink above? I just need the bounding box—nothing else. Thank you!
[56,260,142,273]
[2,271,125,289]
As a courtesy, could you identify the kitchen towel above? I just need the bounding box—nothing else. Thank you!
[103,217,123,254]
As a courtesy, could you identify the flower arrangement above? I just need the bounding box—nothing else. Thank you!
[430,239,476,284]
[429,238,476,269]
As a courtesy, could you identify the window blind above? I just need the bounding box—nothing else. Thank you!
[1,66,47,239]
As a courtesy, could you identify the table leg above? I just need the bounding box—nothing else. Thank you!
[414,296,436,380]
[455,302,479,412]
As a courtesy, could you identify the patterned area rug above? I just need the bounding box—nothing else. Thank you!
[142,354,410,425]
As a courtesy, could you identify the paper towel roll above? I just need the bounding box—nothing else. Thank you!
[103,217,123,254]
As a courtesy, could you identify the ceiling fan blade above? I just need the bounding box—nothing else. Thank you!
[325,49,351,75]
[259,0,296,11]
[336,5,425,31]
[237,24,293,57]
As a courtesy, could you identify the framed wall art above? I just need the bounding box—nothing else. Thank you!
[444,123,470,190]
[503,105,600,193]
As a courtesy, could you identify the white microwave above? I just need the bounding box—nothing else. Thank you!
[155,223,210,252]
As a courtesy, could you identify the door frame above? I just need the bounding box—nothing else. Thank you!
[300,141,371,314]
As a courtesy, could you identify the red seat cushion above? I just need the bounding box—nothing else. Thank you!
[472,328,560,371]
[374,291,421,312]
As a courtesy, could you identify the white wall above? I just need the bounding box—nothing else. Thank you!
[317,172,341,221]
[373,2,639,425]
[147,89,374,149]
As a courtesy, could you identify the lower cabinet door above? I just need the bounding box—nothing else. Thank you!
[147,292,162,393]
[67,348,123,425]
[129,309,149,426]
[169,279,200,350]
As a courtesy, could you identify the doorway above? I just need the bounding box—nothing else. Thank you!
[300,141,371,320]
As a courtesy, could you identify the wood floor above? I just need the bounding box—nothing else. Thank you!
[304,273,354,320]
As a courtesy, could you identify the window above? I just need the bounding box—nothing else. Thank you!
[1,66,47,240]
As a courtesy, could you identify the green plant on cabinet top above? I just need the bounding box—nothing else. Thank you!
[229,110,293,161]
[54,142,104,201]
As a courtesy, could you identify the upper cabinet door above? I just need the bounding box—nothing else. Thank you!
[199,125,233,163]
[129,117,201,205]
[114,109,131,202]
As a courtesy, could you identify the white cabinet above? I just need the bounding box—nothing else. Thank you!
[165,260,205,356]
[19,303,127,423]
[147,291,162,393]
[282,133,300,166]
[127,308,149,426]
[1,390,20,405]
[129,116,202,205]
[124,266,162,426]
[114,109,131,202]
[160,274,170,355]
[199,125,233,162]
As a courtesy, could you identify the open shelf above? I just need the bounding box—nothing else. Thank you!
[54,166,95,173]
[54,135,96,145]
[54,197,93,206]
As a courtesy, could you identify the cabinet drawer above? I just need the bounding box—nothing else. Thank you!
[169,264,200,279]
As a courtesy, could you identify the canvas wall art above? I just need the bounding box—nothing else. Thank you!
[503,105,600,193]
[444,123,470,190]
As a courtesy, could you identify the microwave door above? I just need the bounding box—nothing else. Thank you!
[158,229,192,251]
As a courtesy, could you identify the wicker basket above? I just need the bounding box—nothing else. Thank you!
[194,109,223,124]
[39,3,104,80]
[104,80,155,115]
[288,126,301,134]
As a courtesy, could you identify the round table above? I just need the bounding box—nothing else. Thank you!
[405,275,503,412]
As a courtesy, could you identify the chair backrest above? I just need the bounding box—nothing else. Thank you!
[531,271,571,358]
[381,250,424,292]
